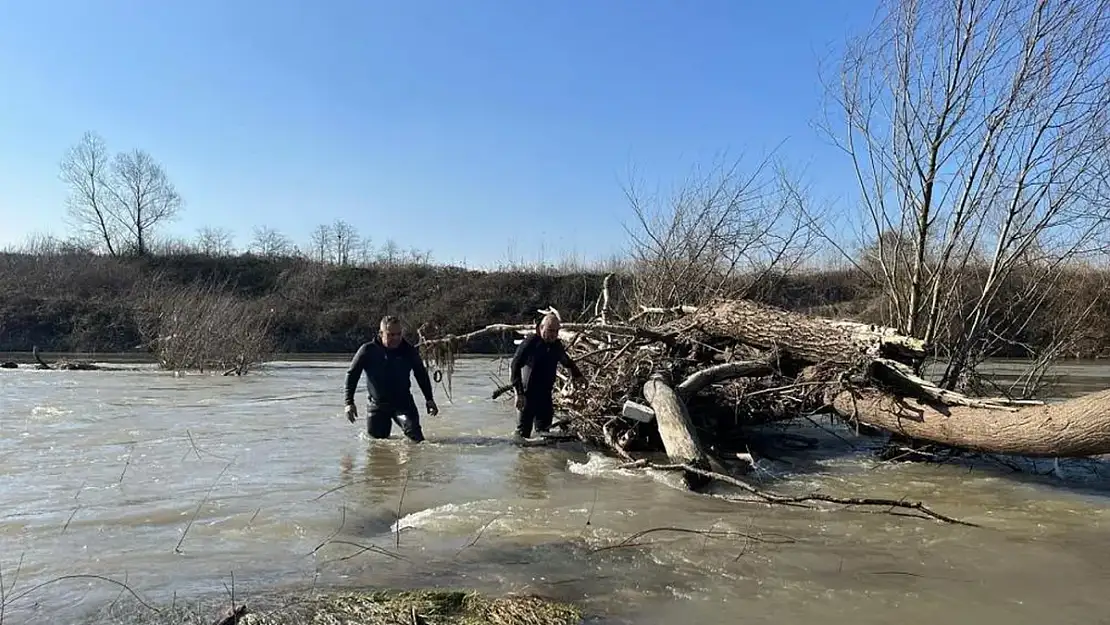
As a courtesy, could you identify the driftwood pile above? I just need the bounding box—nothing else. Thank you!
[419,280,1110,498]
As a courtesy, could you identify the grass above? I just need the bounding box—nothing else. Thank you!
[90,588,584,625]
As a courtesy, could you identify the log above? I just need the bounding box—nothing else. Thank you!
[685,300,927,366]
[870,358,1043,409]
[676,360,774,398]
[642,372,713,490]
[594,273,613,324]
[421,322,671,351]
[628,304,700,323]
[32,346,53,370]
[831,387,1110,457]
[428,295,1110,461]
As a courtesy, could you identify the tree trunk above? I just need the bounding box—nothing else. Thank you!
[684,300,927,366]
[642,373,713,490]
[831,388,1110,458]
[676,360,775,398]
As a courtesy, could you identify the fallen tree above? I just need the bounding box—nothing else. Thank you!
[417,279,1110,522]
[830,387,1110,458]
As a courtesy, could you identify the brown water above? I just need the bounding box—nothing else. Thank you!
[2,357,1110,624]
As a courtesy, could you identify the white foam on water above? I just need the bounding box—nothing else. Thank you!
[29,405,74,420]
[566,451,688,491]
[390,498,504,533]
[565,451,638,478]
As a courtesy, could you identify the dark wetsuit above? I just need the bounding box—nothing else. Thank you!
[510,334,584,437]
[344,338,435,441]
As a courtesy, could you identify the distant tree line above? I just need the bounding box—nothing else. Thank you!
[56,131,437,268]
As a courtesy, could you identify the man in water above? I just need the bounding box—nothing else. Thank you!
[344,315,439,442]
[510,312,586,440]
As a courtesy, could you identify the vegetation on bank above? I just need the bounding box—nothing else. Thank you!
[1,247,1108,363]
[120,588,584,625]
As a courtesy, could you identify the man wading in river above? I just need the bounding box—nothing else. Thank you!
[344,315,439,442]
[510,312,585,441]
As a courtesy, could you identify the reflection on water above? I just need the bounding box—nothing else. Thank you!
[1,357,1110,624]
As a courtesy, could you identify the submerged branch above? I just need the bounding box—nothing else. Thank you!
[589,525,797,554]
[620,460,977,527]
[3,574,161,615]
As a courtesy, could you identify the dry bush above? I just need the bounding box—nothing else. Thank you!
[132,278,276,374]
[953,259,1110,398]
[272,259,331,309]
[621,154,816,310]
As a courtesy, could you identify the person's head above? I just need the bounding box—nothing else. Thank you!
[379,315,404,349]
[538,313,561,343]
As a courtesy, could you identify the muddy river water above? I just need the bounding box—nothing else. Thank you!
[2,356,1110,623]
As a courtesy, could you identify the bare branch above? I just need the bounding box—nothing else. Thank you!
[107,149,183,255]
[331,220,360,266]
[819,0,1110,388]
[621,152,817,309]
[249,226,294,258]
[196,226,236,256]
[59,131,120,256]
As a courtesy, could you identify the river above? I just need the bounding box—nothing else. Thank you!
[1,356,1109,624]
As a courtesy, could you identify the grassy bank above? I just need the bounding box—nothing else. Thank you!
[1,250,1108,359]
[0,252,616,354]
[68,587,585,625]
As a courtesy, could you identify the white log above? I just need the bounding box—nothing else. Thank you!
[642,373,713,490]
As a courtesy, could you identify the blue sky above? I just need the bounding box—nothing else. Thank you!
[0,0,874,268]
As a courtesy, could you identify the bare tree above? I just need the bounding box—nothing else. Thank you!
[59,131,120,255]
[309,224,332,263]
[406,247,433,266]
[331,219,360,266]
[59,134,183,256]
[355,237,376,266]
[378,238,400,265]
[817,0,1110,390]
[249,226,294,257]
[196,226,236,256]
[108,149,183,255]
[622,153,815,309]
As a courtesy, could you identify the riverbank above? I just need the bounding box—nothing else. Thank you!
[5,250,1106,358]
[0,351,507,366]
[94,587,584,625]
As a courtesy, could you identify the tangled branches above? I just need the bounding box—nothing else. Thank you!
[132,277,276,375]
[413,275,1110,525]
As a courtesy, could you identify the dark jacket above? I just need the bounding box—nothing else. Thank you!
[344,338,434,408]
[510,334,584,398]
